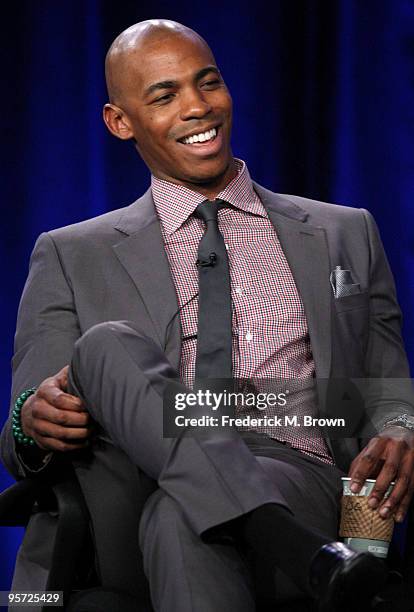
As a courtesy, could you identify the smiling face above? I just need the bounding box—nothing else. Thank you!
[104,27,236,197]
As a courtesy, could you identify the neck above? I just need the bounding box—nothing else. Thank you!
[187,163,238,199]
[155,159,239,200]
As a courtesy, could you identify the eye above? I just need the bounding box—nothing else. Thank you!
[201,78,221,89]
[153,93,175,105]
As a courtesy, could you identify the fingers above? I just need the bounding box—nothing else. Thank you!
[37,371,86,412]
[348,434,414,523]
[30,415,94,452]
[30,399,93,450]
[367,439,403,513]
[31,399,90,427]
[32,419,92,441]
[20,367,92,453]
[55,365,69,387]
[378,448,414,521]
[349,438,385,493]
[394,480,414,523]
[37,386,86,412]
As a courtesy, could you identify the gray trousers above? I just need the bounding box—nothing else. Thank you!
[69,321,345,611]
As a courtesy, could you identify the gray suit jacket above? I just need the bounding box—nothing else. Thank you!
[1,182,413,594]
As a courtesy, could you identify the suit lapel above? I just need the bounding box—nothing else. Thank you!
[112,189,181,363]
[254,184,332,378]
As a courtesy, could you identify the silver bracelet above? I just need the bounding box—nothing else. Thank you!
[382,414,414,433]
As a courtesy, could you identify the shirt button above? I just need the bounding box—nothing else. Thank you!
[235,287,243,295]
[225,243,229,250]
[245,331,253,342]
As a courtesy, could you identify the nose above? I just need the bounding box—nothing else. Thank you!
[179,86,212,121]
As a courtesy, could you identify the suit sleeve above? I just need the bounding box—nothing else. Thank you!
[361,208,414,429]
[0,232,82,479]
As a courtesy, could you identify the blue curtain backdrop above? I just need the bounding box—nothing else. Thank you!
[1,0,414,589]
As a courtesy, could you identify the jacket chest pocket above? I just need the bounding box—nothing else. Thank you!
[333,292,370,361]
[334,291,369,314]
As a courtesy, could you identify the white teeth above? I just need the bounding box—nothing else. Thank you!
[183,127,217,145]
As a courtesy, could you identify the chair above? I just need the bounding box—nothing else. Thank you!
[1,472,414,612]
[0,469,152,611]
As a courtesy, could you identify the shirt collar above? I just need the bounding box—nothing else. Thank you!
[151,158,266,236]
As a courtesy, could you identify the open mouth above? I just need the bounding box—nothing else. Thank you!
[178,126,219,146]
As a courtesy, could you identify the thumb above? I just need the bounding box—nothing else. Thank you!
[55,365,70,388]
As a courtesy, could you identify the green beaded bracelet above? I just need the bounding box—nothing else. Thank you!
[12,387,37,446]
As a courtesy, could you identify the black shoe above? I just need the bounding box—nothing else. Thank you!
[309,542,388,612]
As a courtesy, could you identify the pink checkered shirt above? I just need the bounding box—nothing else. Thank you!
[151,160,333,464]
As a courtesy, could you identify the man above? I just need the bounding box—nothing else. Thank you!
[2,19,414,612]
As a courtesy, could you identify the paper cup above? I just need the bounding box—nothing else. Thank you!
[339,477,395,558]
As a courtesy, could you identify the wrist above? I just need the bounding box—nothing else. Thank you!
[381,414,414,433]
[12,388,37,446]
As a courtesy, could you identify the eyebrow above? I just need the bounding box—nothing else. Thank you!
[144,66,220,98]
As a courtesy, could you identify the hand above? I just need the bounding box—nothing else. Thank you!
[348,426,414,523]
[20,366,93,452]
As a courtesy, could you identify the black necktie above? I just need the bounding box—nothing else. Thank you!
[194,199,232,380]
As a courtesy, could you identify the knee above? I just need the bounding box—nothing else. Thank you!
[71,322,116,371]
[73,321,156,361]
[81,320,152,345]
[70,321,153,386]
[70,320,177,400]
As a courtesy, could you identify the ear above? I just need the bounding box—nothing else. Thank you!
[103,103,134,140]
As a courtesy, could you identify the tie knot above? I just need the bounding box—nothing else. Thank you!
[195,199,226,223]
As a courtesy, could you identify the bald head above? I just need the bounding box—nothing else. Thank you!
[105,19,213,105]
[102,18,235,198]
